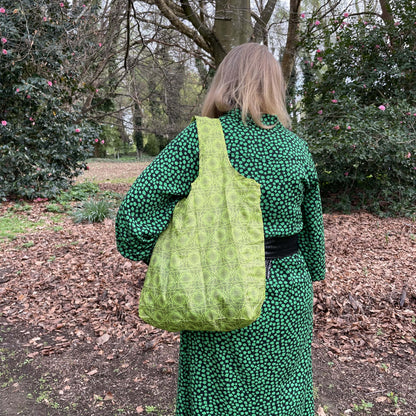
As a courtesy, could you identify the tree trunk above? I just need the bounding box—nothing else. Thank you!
[379,0,394,24]
[212,0,253,65]
[281,0,302,84]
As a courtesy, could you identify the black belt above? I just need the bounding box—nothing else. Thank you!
[264,235,299,259]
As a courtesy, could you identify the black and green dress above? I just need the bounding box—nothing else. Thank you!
[116,109,326,416]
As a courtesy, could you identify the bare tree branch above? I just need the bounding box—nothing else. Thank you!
[251,0,278,43]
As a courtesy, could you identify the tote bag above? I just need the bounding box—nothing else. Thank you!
[139,116,265,332]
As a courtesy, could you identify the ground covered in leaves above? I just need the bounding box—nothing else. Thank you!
[0,161,415,416]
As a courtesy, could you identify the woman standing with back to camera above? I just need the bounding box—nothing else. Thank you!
[116,43,325,415]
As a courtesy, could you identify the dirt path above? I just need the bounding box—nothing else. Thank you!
[0,161,415,416]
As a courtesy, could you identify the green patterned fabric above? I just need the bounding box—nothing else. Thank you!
[139,116,265,332]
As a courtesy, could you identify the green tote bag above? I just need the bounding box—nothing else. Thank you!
[139,116,265,332]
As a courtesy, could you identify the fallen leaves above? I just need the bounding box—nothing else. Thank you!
[0,203,415,360]
[313,212,416,355]
[96,333,111,345]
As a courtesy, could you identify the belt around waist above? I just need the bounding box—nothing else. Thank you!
[264,235,299,259]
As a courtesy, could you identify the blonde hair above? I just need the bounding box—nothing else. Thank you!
[201,43,291,129]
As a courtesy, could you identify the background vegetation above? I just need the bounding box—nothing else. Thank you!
[0,0,414,215]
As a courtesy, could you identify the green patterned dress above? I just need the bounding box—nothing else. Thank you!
[116,109,326,416]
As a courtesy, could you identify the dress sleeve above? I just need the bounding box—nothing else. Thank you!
[299,153,326,282]
[115,122,199,263]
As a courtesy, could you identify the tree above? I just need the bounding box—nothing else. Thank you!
[130,1,281,66]
[0,0,105,200]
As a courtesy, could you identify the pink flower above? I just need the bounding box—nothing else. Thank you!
[29,117,34,121]
[375,45,380,49]
[43,17,47,21]
[364,21,368,25]
[60,2,64,7]
[1,37,6,44]
[331,99,338,103]
[347,126,351,130]
[98,43,102,47]
[316,49,321,53]
[344,172,349,176]
[318,110,323,115]
[331,90,335,94]
[343,13,349,17]
[1,120,7,126]
[47,81,52,86]
[95,138,99,142]
[363,84,367,88]
[378,105,386,111]
[101,140,105,144]
[0,8,5,13]
[394,21,400,26]
[406,152,411,159]
[96,89,99,92]
[301,13,305,18]
[16,88,19,92]
[75,128,80,133]
[334,125,340,130]
[27,94,31,99]
[2,49,7,55]
[414,113,416,116]
[317,57,323,62]
[315,20,321,25]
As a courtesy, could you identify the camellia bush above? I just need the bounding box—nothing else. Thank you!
[0,0,100,200]
[297,1,416,216]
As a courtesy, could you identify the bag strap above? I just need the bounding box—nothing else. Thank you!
[194,116,234,178]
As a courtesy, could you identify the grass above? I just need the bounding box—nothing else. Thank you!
[0,212,45,241]
[71,199,115,223]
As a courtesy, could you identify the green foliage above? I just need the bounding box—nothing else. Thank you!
[56,182,100,203]
[0,212,44,240]
[144,135,161,156]
[71,199,114,223]
[298,3,416,216]
[99,125,124,157]
[0,0,100,201]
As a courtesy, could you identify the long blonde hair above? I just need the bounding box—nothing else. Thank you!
[201,43,291,129]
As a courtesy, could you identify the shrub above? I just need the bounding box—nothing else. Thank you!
[0,0,99,201]
[298,4,416,216]
[144,135,161,156]
[71,199,114,223]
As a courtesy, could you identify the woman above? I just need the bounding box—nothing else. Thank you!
[116,43,325,416]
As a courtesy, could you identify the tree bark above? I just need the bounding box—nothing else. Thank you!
[281,0,302,84]
[379,0,394,24]
[213,0,252,63]
[251,0,278,44]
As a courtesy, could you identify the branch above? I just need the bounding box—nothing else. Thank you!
[252,0,278,43]
[180,0,223,55]
[150,0,211,53]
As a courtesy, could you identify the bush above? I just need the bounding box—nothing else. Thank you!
[56,182,100,203]
[298,4,416,216]
[71,199,114,223]
[144,135,161,156]
[0,0,100,201]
